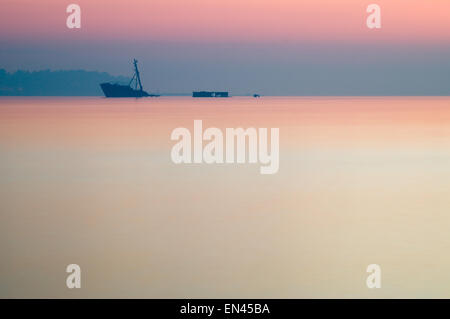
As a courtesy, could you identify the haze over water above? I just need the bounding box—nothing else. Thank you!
[1,96,450,298]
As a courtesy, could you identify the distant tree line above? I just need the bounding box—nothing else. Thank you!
[0,69,130,96]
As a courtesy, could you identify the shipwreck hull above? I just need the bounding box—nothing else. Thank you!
[100,83,151,98]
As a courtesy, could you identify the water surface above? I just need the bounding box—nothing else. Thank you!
[1,97,450,298]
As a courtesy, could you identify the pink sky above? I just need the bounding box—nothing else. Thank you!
[1,0,450,45]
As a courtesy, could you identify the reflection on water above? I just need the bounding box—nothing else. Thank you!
[1,97,450,298]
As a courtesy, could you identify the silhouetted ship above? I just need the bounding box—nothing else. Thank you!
[192,91,229,97]
[100,59,159,98]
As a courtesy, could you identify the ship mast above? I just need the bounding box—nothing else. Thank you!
[133,59,143,91]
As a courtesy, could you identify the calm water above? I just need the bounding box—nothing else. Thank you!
[1,96,450,298]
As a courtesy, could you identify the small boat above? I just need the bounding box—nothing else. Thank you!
[192,91,229,98]
[100,59,159,98]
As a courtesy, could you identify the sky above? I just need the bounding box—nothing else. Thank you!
[1,0,450,95]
